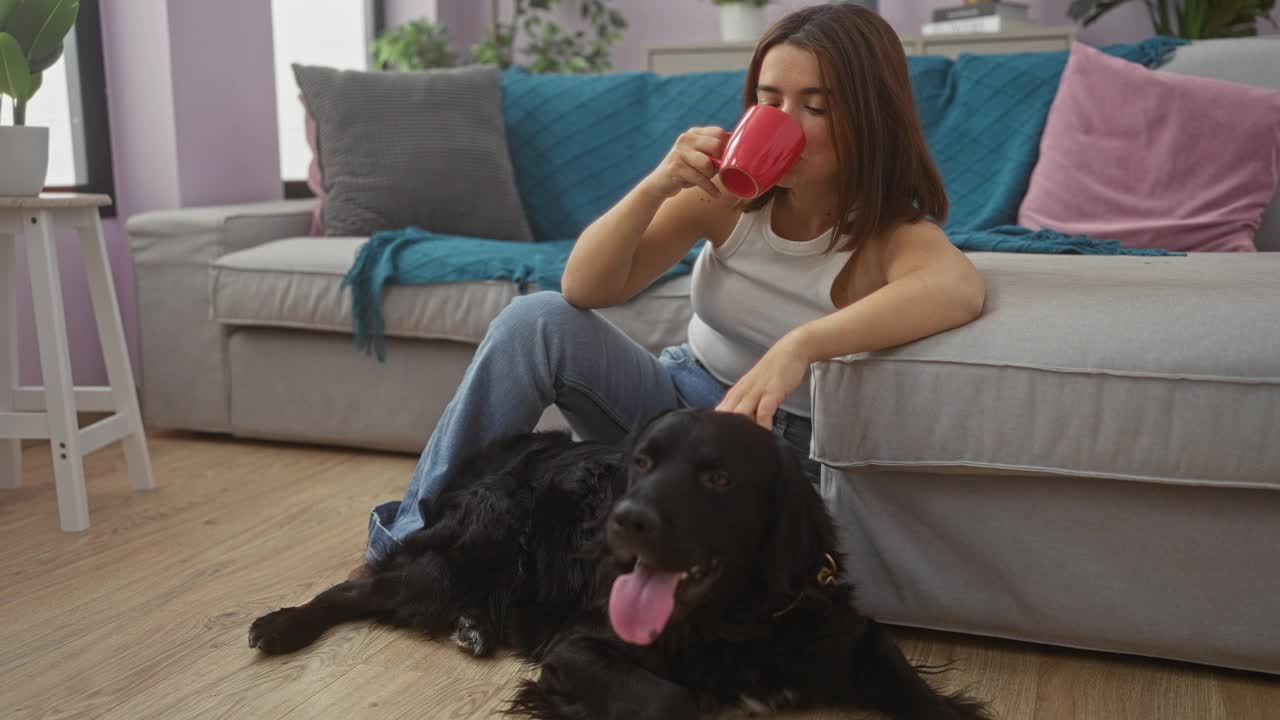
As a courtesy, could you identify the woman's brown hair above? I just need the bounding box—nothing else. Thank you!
[742,3,947,251]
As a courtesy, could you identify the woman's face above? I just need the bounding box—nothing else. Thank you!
[753,44,839,193]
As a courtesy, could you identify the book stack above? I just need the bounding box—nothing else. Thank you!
[921,1,1034,35]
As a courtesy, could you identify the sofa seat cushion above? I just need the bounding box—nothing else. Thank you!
[212,237,695,352]
[214,237,519,345]
[811,252,1280,490]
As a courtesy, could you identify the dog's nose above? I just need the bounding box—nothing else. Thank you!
[611,499,661,543]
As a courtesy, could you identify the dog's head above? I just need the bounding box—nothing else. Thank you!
[605,408,836,646]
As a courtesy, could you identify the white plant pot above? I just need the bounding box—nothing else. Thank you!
[719,4,767,43]
[0,126,50,196]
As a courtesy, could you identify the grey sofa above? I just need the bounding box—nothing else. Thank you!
[127,38,1280,674]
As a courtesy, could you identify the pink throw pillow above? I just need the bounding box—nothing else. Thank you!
[302,94,325,236]
[1018,42,1280,253]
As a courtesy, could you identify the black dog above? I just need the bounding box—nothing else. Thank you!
[249,409,989,719]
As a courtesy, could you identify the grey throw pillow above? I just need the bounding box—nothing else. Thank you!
[293,63,533,242]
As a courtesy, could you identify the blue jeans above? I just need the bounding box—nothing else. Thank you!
[365,291,819,567]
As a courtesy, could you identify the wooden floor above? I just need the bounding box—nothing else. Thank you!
[2,433,1278,720]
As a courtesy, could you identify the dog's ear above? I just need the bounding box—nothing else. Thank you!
[764,440,837,598]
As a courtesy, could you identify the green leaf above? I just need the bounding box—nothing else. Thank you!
[0,30,31,101]
[28,39,60,72]
[0,0,19,30]
[7,0,79,60]
[1201,0,1267,37]
[370,18,456,71]
[1067,0,1132,26]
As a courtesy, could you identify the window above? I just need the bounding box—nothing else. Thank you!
[22,0,114,214]
[23,50,76,185]
[271,0,384,195]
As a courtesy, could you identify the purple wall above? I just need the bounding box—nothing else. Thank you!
[16,0,282,386]
[12,224,127,387]
[437,0,1278,71]
[436,0,1161,70]
[167,1,283,208]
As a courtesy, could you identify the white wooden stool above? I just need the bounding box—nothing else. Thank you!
[1,193,154,532]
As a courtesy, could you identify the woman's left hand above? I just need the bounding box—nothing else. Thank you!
[716,333,811,429]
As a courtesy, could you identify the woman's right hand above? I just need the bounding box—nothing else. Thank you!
[642,127,730,200]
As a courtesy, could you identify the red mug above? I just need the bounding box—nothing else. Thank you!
[709,105,806,199]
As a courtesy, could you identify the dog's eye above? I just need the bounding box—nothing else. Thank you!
[701,470,731,488]
[633,455,653,472]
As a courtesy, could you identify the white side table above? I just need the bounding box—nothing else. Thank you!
[1,193,155,532]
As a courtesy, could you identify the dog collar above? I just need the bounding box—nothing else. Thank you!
[816,552,838,587]
[772,552,839,618]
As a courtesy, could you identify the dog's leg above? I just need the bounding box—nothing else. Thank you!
[842,619,991,720]
[509,632,699,720]
[249,574,401,654]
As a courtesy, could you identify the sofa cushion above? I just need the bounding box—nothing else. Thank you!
[501,68,745,241]
[214,237,518,345]
[1158,37,1280,252]
[910,37,1186,233]
[1017,42,1280,253]
[212,238,694,353]
[811,252,1280,490]
[294,63,533,242]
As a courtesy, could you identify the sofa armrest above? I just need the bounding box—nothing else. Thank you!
[127,199,318,432]
[127,199,316,256]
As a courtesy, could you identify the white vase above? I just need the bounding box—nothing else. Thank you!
[0,125,50,196]
[719,3,767,43]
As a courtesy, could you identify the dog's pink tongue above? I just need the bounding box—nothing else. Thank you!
[609,563,680,646]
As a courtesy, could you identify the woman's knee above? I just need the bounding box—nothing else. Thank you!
[489,291,590,342]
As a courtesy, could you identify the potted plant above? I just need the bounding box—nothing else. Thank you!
[1067,0,1277,38]
[713,0,771,42]
[471,0,627,74]
[0,0,80,196]
[371,18,457,71]
[373,1,627,76]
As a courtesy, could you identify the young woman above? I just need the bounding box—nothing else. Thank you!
[355,3,984,574]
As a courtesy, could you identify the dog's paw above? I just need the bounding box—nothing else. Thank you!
[248,607,322,654]
[452,615,494,657]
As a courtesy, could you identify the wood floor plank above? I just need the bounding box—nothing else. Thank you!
[1033,651,1229,720]
[0,437,406,625]
[0,509,381,720]
[2,435,1277,720]
[2,439,304,587]
[0,441,408,719]
[364,634,532,683]
[93,625,398,720]
[279,664,516,720]
[1217,667,1280,720]
[893,630,1041,720]
[0,463,373,677]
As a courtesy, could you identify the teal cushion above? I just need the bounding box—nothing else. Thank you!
[501,68,746,242]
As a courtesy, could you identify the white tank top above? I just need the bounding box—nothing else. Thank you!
[686,198,856,417]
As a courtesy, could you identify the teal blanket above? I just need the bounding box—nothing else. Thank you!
[346,37,1187,359]
[347,231,705,360]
